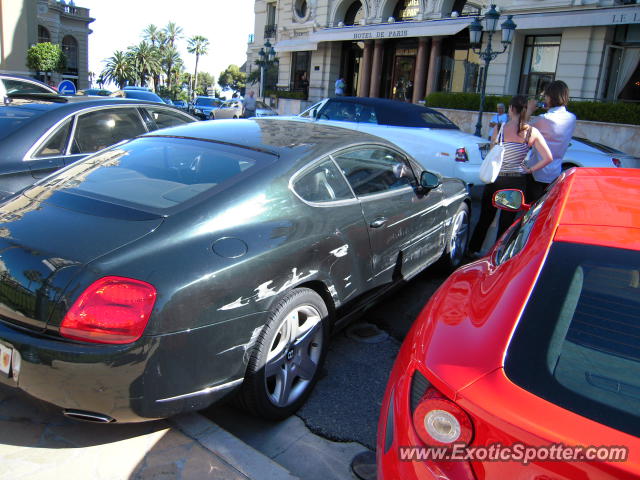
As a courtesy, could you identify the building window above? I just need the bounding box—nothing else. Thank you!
[291,51,311,99]
[393,0,420,21]
[439,31,481,94]
[519,35,561,96]
[38,25,50,43]
[294,0,309,22]
[602,26,640,101]
[265,3,277,38]
[62,35,79,74]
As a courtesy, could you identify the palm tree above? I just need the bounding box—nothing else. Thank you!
[164,22,183,49]
[101,50,134,89]
[128,41,161,87]
[143,24,161,47]
[162,46,181,90]
[187,35,209,99]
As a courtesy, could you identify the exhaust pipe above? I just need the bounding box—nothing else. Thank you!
[63,409,115,423]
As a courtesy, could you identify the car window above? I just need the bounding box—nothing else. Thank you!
[144,107,193,130]
[495,194,547,264]
[299,100,325,118]
[256,101,268,110]
[34,118,72,158]
[2,78,54,95]
[505,242,640,438]
[195,97,219,107]
[292,159,354,203]
[333,147,414,196]
[319,101,358,123]
[38,137,275,211]
[71,108,146,154]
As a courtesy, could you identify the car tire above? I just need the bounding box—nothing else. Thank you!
[233,115,239,119]
[209,113,216,120]
[238,288,329,420]
[437,202,469,271]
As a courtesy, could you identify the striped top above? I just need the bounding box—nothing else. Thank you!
[498,128,531,174]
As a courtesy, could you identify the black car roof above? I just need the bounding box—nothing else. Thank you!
[1,95,168,114]
[143,118,400,162]
[324,96,459,129]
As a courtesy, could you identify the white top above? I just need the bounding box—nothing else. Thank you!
[529,106,577,183]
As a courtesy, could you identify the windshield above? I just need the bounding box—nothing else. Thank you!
[26,136,276,212]
[195,97,219,107]
[505,242,640,438]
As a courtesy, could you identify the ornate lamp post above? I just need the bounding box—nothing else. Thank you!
[256,40,278,102]
[469,5,517,137]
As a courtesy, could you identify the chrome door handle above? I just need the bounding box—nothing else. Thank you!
[370,217,387,228]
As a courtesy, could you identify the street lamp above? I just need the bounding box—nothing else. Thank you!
[468,5,517,137]
[256,40,278,102]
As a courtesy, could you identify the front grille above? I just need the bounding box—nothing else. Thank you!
[410,369,431,413]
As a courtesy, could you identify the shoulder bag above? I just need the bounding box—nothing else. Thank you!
[479,123,505,184]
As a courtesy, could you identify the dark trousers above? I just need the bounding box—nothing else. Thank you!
[469,175,528,253]
[526,175,549,203]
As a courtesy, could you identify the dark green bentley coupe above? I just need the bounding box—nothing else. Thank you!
[0,119,469,422]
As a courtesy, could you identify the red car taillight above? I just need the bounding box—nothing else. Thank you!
[412,387,474,447]
[60,276,157,344]
[612,158,622,167]
[455,148,469,162]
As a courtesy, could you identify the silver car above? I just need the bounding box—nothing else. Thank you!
[211,98,243,119]
[562,137,640,170]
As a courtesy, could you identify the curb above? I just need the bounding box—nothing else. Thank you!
[171,413,300,480]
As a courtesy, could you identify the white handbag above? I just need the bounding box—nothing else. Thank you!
[479,123,505,184]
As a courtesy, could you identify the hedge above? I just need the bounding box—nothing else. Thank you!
[266,90,307,100]
[424,92,640,126]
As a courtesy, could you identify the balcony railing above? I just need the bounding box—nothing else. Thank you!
[264,24,277,39]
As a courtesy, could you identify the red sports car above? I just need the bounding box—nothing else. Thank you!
[377,168,640,479]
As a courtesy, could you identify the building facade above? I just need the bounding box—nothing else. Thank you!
[247,0,640,104]
[0,0,93,89]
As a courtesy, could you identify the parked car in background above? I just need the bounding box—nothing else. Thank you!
[173,99,188,111]
[0,94,196,198]
[114,89,165,104]
[377,167,640,480]
[562,136,640,170]
[288,97,490,186]
[162,97,174,106]
[0,74,57,102]
[210,98,243,119]
[191,96,223,120]
[0,119,470,423]
[78,88,112,97]
[255,100,278,118]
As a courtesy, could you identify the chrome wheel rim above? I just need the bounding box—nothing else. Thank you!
[449,209,469,263]
[264,305,323,407]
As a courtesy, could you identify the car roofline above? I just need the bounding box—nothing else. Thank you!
[142,134,281,157]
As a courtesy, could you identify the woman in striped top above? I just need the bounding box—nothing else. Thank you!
[469,95,553,256]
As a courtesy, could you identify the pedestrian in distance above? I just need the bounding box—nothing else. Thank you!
[525,80,577,202]
[243,90,257,118]
[335,77,346,96]
[488,103,508,140]
[468,95,553,257]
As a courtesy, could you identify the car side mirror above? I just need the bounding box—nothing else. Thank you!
[493,189,530,212]
[419,171,440,191]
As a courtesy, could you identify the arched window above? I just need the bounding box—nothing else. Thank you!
[294,0,309,21]
[393,0,420,21]
[344,1,364,26]
[38,25,50,43]
[62,35,78,74]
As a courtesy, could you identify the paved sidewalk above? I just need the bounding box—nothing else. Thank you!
[0,383,296,480]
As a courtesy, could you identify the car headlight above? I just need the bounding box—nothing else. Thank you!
[195,108,202,113]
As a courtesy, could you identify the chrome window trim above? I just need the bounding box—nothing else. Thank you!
[23,104,150,162]
[288,155,358,208]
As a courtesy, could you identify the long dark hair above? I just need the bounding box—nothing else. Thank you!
[509,95,528,133]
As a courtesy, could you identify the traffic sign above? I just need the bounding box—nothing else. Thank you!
[57,80,77,95]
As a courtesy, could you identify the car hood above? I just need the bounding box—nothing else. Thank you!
[0,191,163,332]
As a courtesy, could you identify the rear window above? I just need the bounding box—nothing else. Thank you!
[31,136,276,212]
[505,242,640,437]
[195,97,219,107]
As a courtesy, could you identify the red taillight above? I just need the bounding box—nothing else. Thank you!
[412,387,474,447]
[612,158,622,167]
[60,276,157,344]
[455,148,469,162]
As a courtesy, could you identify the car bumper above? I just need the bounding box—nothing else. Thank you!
[0,314,260,422]
[377,334,475,480]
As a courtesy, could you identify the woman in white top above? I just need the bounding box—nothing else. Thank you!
[469,95,553,256]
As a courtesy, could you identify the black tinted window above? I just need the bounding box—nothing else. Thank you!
[145,107,193,130]
[37,137,274,211]
[333,147,414,196]
[71,108,146,154]
[34,119,72,158]
[293,159,353,203]
[505,242,640,438]
[195,98,219,107]
[3,79,53,94]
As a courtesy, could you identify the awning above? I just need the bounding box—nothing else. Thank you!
[274,38,318,53]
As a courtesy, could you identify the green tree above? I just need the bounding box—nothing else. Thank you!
[196,72,215,96]
[100,50,134,89]
[26,42,66,84]
[164,22,183,49]
[218,64,246,97]
[187,35,209,100]
[128,41,161,87]
[143,24,161,47]
[161,46,181,90]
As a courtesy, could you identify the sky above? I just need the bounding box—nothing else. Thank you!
[79,0,255,91]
